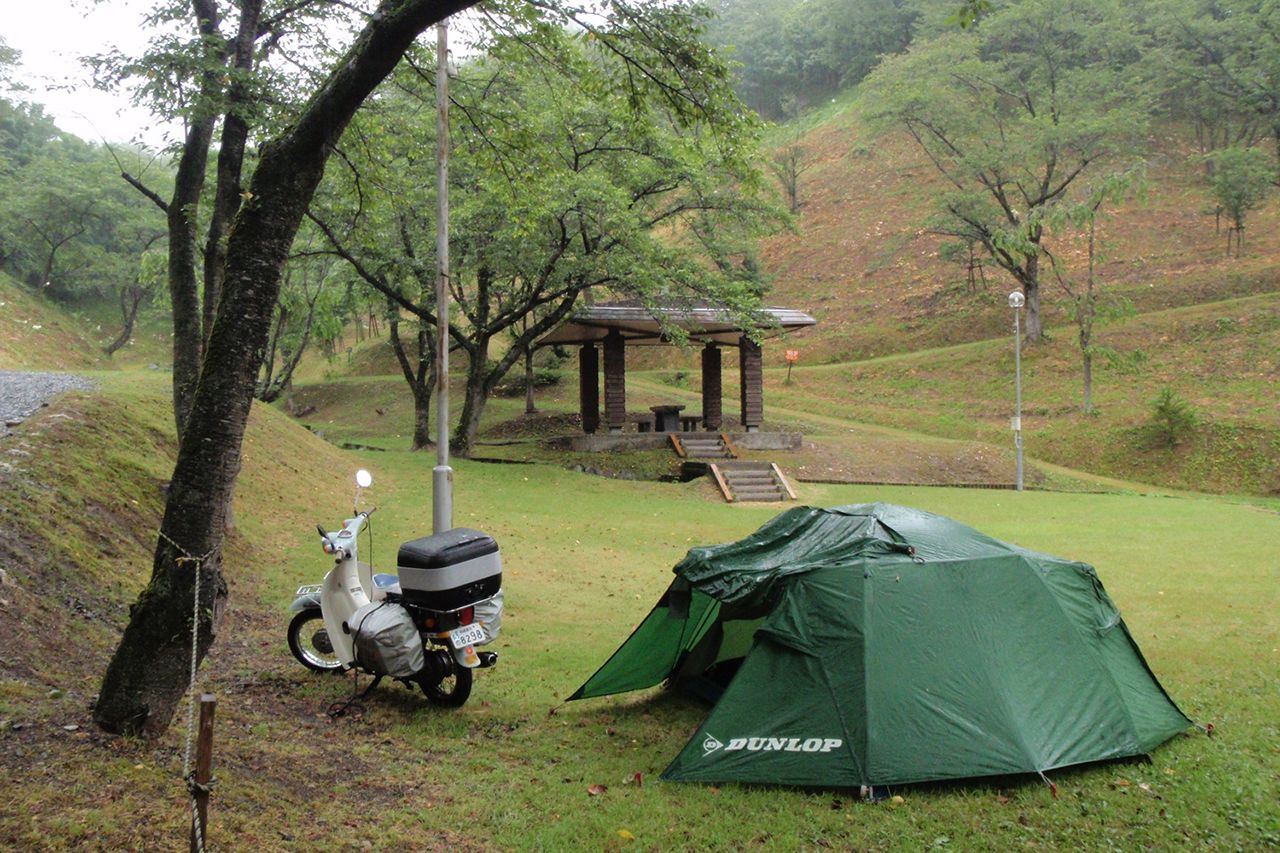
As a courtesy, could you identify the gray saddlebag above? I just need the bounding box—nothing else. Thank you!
[350,602,424,677]
[474,589,504,644]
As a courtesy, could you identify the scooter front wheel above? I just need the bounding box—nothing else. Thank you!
[288,609,344,673]
[420,662,473,707]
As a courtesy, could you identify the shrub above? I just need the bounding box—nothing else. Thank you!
[660,370,690,388]
[1144,387,1198,448]
[494,367,561,397]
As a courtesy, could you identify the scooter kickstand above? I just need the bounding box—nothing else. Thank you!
[358,674,383,698]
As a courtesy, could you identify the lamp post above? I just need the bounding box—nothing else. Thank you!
[433,20,453,534]
[1008,290,1025,492]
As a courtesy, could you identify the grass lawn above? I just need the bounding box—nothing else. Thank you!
[1,381,1276,851]
[330,453,1277,851]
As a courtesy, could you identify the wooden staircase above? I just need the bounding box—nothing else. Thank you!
[709,461,797,503]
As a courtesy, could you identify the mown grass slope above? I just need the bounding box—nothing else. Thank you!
[0,274,173,372]
[765,291,1280,496]
[0,274,102,370]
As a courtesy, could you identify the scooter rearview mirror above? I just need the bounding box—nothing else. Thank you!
[355,469,373,488]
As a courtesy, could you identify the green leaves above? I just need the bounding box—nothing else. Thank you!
[863,0,1150,341]
[1206,146,1275,231]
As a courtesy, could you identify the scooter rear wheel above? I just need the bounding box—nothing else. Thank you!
[288,609,344,673]
[421,663,473,707]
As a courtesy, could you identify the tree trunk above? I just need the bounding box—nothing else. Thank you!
[524,345,537,414]
[103,285,144,356]
[95,0,476,737]
[269,304,319,403]
[1079,305,1094,415]
[1082,348,1093,415]
[388,310,434,451]
[166,0,225,439]
[1023,252,1043,343]
[261,303,287,392]
[167,128,213,439]
[201,0,263,354]
[456,338,492,457]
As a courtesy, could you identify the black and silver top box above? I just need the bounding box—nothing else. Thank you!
[396,528,502,610]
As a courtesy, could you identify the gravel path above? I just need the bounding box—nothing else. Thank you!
[0,371,96,434]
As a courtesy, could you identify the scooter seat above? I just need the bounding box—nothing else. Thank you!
[373,573,401,593]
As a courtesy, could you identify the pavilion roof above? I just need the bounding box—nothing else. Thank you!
[535,300,816,346]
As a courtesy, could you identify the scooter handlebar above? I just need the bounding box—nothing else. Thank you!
[316,524,337,555]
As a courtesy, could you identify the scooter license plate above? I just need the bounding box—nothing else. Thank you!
[449,623,486,649]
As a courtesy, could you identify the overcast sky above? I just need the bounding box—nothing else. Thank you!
[4,1,472,149]
[4,0,176,146]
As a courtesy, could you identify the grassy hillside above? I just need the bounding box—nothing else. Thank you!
[759,94,1280,363]
[0,274,174,372]
[287,275,1277,496]
[0,379,1275,850]
[768,292,1280,496]
[0,273,103,370]
[0,374,351,697]
[276,91,1277,496]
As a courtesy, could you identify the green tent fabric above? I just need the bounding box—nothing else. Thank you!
[570,503,1191,787]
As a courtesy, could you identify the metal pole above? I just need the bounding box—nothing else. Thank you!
[1014,307,1024,492]
[433,21,453,534]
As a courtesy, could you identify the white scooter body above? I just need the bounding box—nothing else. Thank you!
[319,513,374,667]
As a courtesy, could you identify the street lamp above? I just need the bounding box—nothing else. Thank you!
[434,20,453,534]
[1008,290,1025,492]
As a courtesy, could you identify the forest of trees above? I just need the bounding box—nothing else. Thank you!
[4,0,1277,412]
[2,0,1275,484]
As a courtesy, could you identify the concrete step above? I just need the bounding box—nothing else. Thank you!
[725,479,776,488]
[679,435,733,458]
[709,461,795,503]
[727,484,783,499]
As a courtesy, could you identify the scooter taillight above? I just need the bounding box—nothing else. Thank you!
[458,606,475,625]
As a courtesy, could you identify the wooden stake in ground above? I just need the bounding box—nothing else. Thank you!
[191,694,216,852]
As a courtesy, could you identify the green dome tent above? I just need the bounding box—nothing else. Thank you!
[570,504,1191,787]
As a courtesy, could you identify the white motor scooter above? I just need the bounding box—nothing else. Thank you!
[287,469,502,708]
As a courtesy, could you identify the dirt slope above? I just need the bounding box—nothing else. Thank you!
[762,106,1280,364]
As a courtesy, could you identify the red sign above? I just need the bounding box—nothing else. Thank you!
[785,349,800,363]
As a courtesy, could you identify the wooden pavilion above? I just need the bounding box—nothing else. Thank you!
[536,301,816,435]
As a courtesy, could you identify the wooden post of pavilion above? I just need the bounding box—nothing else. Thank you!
[603,329,626,433]
[739,334,763,432]
[579,343,599,434]
[701,342,722,430]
